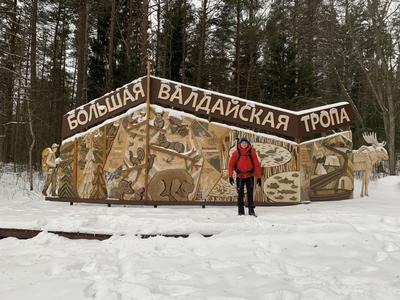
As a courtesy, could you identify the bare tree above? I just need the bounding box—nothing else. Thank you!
[181,0,187,83]
[106,0,116,91]
[350,0,400,174]
[196,0,208,87]
[234,0,240,96]
[140,0,149,75]
[76,0,90,106]
[28,0,38,190]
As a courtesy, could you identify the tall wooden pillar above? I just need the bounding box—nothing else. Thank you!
[73,139,78,192]
[144,62,151,201]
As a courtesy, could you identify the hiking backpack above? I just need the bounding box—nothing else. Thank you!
[41,148,51,172]
[234,144,255,175]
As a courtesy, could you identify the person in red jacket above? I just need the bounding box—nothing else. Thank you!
[228,138,262,216]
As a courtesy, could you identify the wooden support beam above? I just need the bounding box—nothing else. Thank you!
[121,163,146,176]
[125,120,146,131]
[73,139,78,192]
[144,62,151,202]
[149,124,166,133]
[150,145,197,162]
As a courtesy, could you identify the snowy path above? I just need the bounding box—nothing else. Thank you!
[0,171,400,299]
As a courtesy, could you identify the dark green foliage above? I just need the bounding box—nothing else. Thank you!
[0,0,399,171]
[88,0,143,100]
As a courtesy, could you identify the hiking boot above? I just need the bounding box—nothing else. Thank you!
[249,208,257,217]
[238,207,245,215]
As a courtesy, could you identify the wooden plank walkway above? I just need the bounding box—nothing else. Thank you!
[0,228,213,241]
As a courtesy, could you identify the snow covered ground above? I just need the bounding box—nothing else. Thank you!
[0,169,399,299]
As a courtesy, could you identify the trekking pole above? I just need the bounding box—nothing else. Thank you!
[236,176,242,194]
[235,137,241,194]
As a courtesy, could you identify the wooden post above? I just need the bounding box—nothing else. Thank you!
[73,139,78,192]
[144,61,151,201]
[294,138,302,171]
[103,126,107,169]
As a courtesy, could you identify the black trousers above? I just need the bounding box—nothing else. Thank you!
[236,177,255,214]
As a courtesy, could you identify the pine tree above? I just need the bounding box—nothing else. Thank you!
[262,1,297,107]
[78,136,96,198]
[90,164,107,199]
[59,164,77,198]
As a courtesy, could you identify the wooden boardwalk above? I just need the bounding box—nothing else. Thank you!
[0,228,213,241]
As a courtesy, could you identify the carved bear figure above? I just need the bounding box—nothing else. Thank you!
[129,187,145,201]
[148,169,195,202]
[116,179,134,200]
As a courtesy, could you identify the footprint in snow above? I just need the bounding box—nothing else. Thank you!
[375,251,388,262]
[384,242,398,252]
[160,271,191,281]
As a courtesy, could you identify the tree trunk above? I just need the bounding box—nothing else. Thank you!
[384,106,397,175]
[2,0,18,163]
[245,0,255,99]
[126,0,133,64]
[156,0,161,74]
[140,0,149,75]
[28,0,38,191]
[196,0,207,87]
[50,2,62,142]
[162,0,171,78]
[13,60,23,167]
[76,0,89,106]
[58,16,67,142]
[234,0,240,96]
[181,0,187,83]
[106,0,116,91]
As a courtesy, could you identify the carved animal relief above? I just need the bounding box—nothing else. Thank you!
[148,169,195,202]
[353,132,388,197]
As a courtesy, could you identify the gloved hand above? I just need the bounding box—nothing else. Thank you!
[229,177,235,185]
[256,178,262,187]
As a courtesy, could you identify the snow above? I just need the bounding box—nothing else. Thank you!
[1,169,400,299]
[299,131,351,145]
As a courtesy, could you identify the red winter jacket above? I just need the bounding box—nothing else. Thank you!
[228,144,261,179]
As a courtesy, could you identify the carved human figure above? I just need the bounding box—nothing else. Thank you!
[41,143,61,196]
[353,132,388,197]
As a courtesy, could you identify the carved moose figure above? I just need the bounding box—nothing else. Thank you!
[352,132,388,197]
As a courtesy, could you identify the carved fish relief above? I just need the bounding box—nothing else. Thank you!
[278,189,297,194]
[278,178,294,184]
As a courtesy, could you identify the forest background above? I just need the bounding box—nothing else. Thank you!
[0,0,399,175]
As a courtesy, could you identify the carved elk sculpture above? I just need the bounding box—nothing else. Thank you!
[352,132,388,197]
